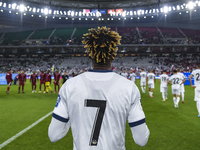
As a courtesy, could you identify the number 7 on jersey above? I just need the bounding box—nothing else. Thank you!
[84,99,107,146]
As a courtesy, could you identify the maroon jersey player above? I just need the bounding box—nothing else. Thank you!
[54,69,61,93]
[39,70,46,93]
[18,70,26,93]
[30,71,38,93]
[6,69,13,94]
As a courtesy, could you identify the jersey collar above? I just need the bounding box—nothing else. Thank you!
[88,70,113,73]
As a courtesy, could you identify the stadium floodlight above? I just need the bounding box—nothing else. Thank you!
[79,18,81,20]
[60,11,63,15]
[144,16,146,18]
[3,3,6,8]
[131,17,133,19]
[79,11,82,16]
[71,11,74,16]
[160,7,163,12]
[130,11,133,15]
[59,17,61,19]
[85,18,87,20]
[1,9,3,12]
[24,13,26,15]
[72,18,74,20]
[44,8,48,15]
[173,6,176,10]
[91,18,94,20]
[0,2,2,7]
[39,15,41,17]
[134,11,136,15]
[12,3,17,9]
[46,16,48,18]
[16,12,18,14]
[137,10,141,15]
[194,9,197,12]
[8,4,11,9]
[153,9,155,13]
[186,10,189,13]
[165,14,167,17]
[179,12,181,14]
[41,9,44,13]
[49,9,52,14]
[64,11,66,15]
[37,8,40,13]
[66,17,68,19]
[57,10,59,15]
[111,18,113,20]
[124,18,126,20]
[168,6,172,11]
[102,18,104,20]
[53,10,56,15]
[29,8,32,12]
[122,11,126,17]
[9,11,11,13]
[151,16,154,18]
[52,16,55,19]
[188,1,195,9]
[141,10,144,15]
[24,7,28,12]
[19,4,25,12]
[163,6,168,13]
[156,9,159,13]
[138,17,140,19]
[149,9,152,14]
[107,18,110,20]
[75,12,78,16]
[31,15,34,17]
[198,1,200,6]
[118,18,120,20]
[177,5,180,10]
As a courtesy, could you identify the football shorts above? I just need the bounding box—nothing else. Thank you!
[40,81,45,85]
[172,88,180,95]
[45,82,50,86]
[7,81,12,86]
[32,82,37,86]
[54,81,60,86]
[160,86,168,93]
[19,82,25,86]
[195,87,200,101]
[148,83,154,89]
[140,81,146,86]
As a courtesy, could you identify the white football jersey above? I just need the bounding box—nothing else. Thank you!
[159,74,169,87]
[121,72,128,78]
[52,70,147,150]
[169,74,184,89]
[191,69,200,87]
[130,73,136,82]
[147,73,155,84]
[140,72,147,82]
[177,72,185,87]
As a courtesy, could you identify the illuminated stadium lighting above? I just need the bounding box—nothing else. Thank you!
[173,6,176,10]
[24,13,26,15]
[71,11,74,16]
[44,8,48,15]
[198,1,200,6]
[57,10,59,15]
[151,16,154,18]
[3,3,6,8]
[107,18,110,20]
[160,8,163,12]
[79,11,82,16]
[194,9,197,12]
[19,4,25,12]
[64,11,66,15]
[168,6,172,11]
[9,11,11,13]
[1,9,3,12]
[75,12,78,16]
[183,3,186,6]
[122,12,126,17]
[8,4,11,9]
[91,18,94,20]
[0,2,2,7]
[29,8,32,12]
[79,18,81,20]
[163,6,168,13]
[188,1,195,9]
[165,14,167,17]
[37,8,40,13]
[138,17,140,19]
[59,17,61,19]
[186,10,189,13]
[111,18,113,20]
[144,16,146,18]
[149,9,152,14]
[52,16,55,19]
[137,10,141,15]
[124,18,126,20]
[16,12,18,14]
[85,18,87,20]
[45,16,48,18]
[41,9,44,13]
[179,12,181,14]
[72,18,74,20]
[65,17,68,19]
[156,9,159,13]
[32,8,36,13]
[141,10,144,15]
[99,18,101,21]
[130,11,133,15]
[131,17,133,19]
[134,11,136,15]
[31,15,34,17]
[49,9,52,14]
[53,10,56,15]
[39,15,41,17]
[153,9,155,13]
[102,18,104,20]
[177,5,180,10]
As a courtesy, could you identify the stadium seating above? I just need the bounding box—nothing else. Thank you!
[30,29,54,39]
[159,27,185,38]
[1,31,33,45]
[181,28,200,44]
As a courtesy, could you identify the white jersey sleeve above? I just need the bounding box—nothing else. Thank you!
[191,69,200,87]
[128,86,150,146]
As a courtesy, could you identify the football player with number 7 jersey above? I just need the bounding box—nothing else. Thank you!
[48,27,150,150]
[168,70,185,108]
[189,64,200,117]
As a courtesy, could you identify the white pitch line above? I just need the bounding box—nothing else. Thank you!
[0,111,53,149]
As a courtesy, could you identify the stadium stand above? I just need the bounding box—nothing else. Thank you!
[29,29,54,39]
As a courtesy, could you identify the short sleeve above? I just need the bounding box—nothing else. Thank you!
[191,71,195,76]
[169,76,172,81]
[52,85,69,123]
[128,86,146,128]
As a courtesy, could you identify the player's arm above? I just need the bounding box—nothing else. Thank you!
[168,78,172,85]
[189,74,195,88]
[48,86,70,142]
[128,86,150,147]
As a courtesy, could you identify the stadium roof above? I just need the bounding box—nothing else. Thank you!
[14,0,182,9]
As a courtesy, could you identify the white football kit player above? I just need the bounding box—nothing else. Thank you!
[191,69,200,116]
[159,74,169,101]
[147,73,155,89]
[48,70,150,150]
[121,72,128,79]
[177,72,185,102]
[130,73,136,82]
[169,74,184,107]
[140,72,147,93]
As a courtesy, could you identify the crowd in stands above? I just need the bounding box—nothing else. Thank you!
[1,55,199,76]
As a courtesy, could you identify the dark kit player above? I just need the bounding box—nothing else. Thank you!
[6,69,13,94]
[18,70,26,94]
[46,70,53,93]
[39,70,46,93]
[62,71,68,84]
[30,71,38,93]
[54,69,61,93]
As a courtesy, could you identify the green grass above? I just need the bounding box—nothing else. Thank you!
[0,80,200,150]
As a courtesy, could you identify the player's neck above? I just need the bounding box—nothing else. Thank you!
[92,59,112,70]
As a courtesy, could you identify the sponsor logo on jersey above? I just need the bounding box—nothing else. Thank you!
[55,95,61,107]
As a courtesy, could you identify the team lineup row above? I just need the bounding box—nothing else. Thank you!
[5,69,69,94]
[121,66,200,117]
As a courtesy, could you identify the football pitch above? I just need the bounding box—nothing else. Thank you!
[0,80,200,150]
